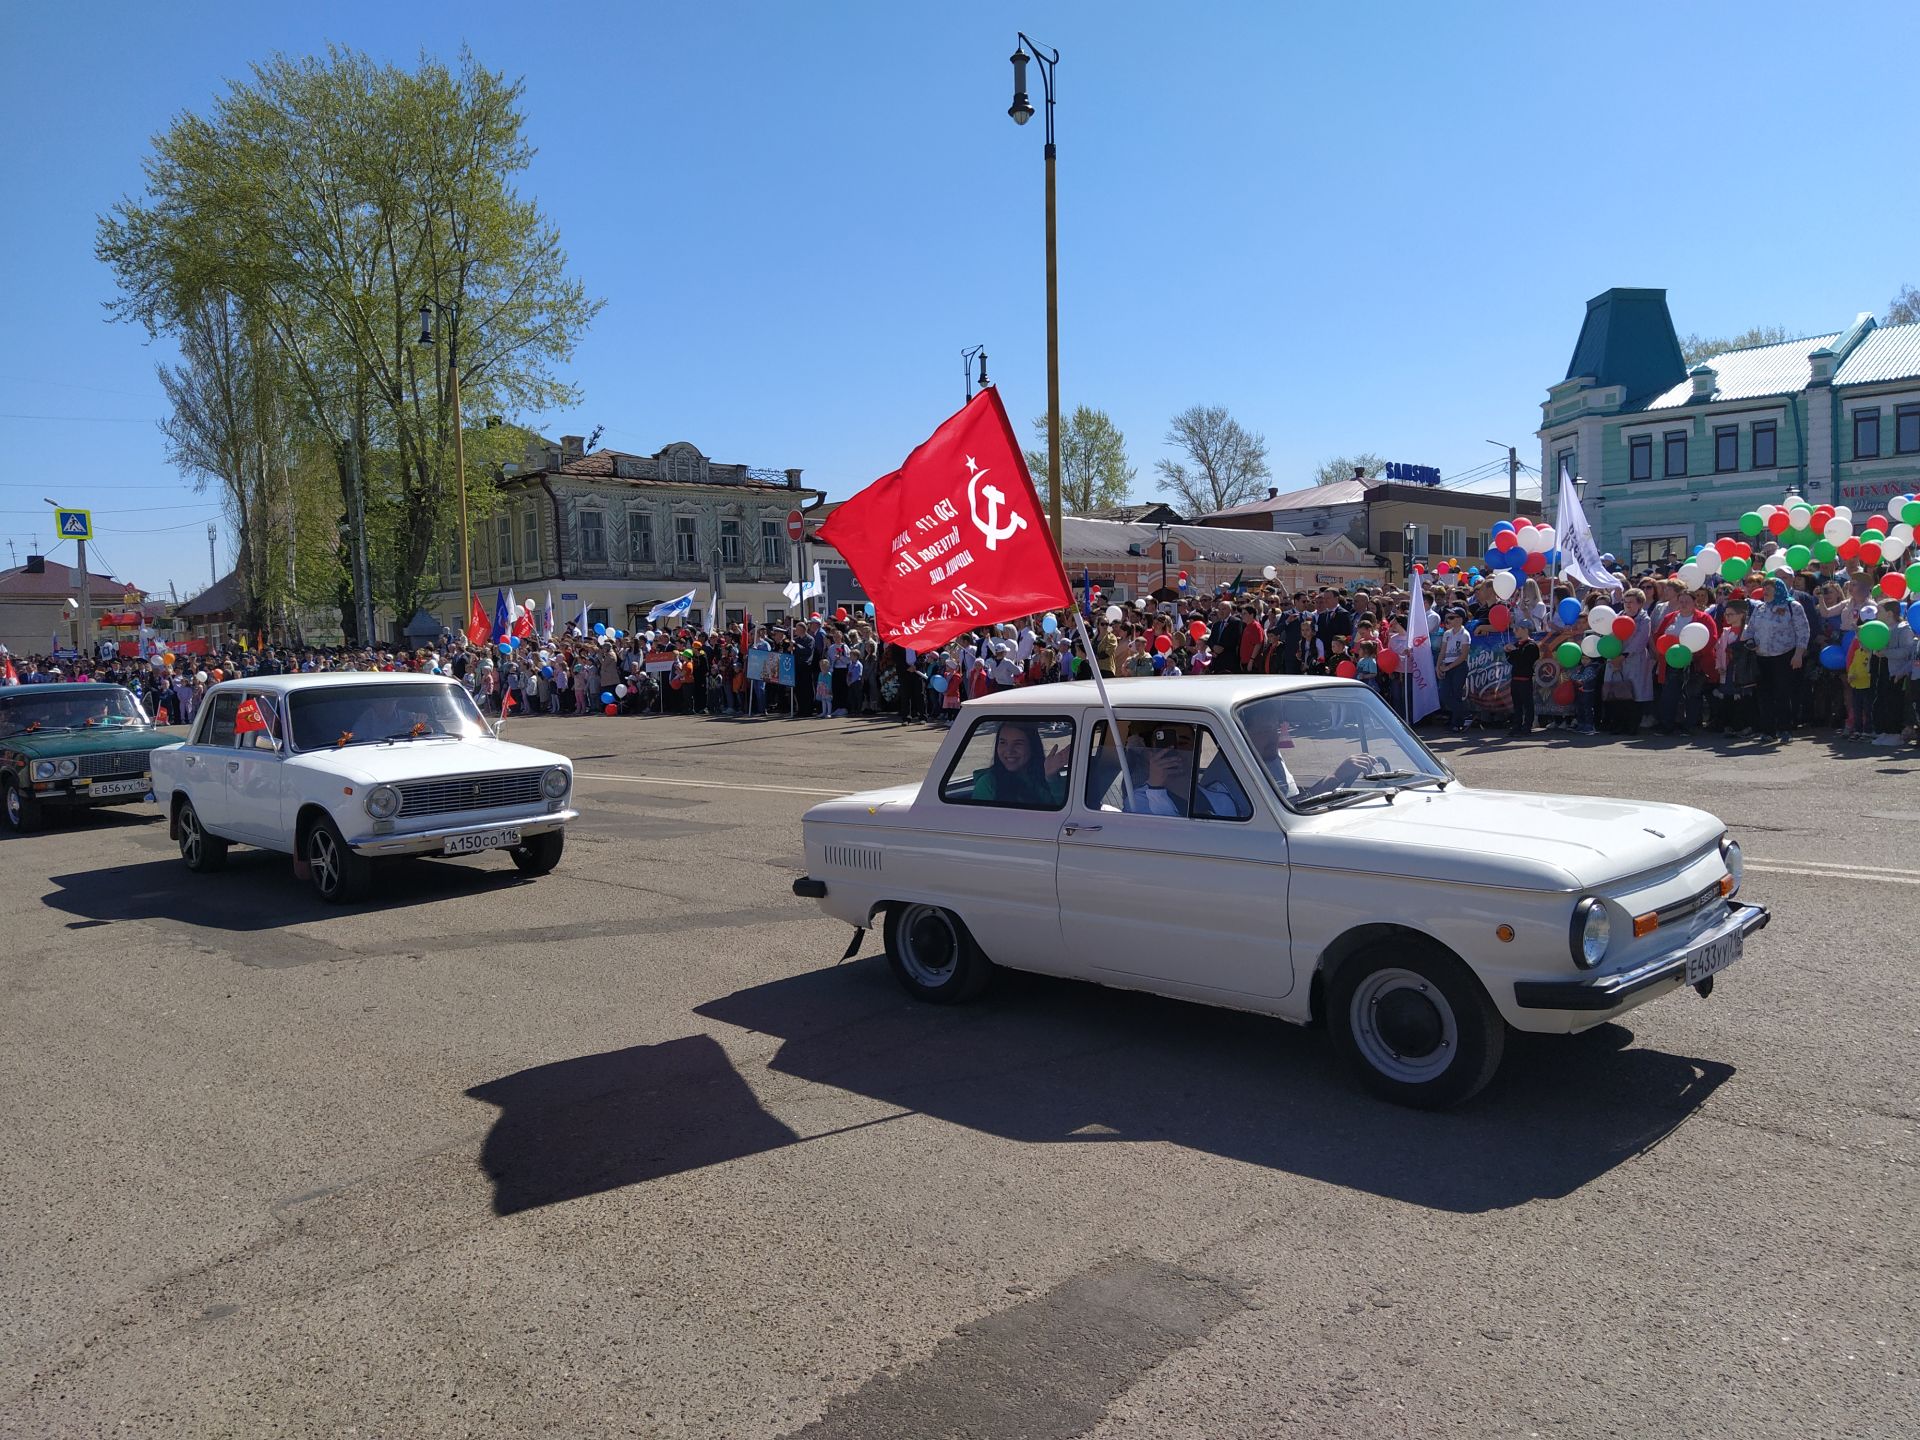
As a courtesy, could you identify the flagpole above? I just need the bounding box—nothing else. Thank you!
[1071,607,1136,812]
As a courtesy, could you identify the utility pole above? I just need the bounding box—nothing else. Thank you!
[77,536,91,657]
[1508,445,1518,511]
[207,523,217,587]
[345,412,375,646]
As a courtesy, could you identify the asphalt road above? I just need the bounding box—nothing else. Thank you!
[1,709,1914,1438]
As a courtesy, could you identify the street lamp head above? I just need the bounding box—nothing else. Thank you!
[417,303,433,346]
[1008,48,1034,125]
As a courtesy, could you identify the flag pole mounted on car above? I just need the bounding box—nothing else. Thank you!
[818,386,1135,810]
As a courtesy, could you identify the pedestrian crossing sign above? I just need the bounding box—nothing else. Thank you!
[55,508,92,541]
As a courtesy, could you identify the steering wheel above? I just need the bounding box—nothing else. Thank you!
[1335,752,1389,785]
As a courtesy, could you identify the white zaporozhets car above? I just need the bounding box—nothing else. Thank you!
[793,675,1768,1109]
[148,673,576,903]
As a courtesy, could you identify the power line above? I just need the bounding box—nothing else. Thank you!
[0,374,157,400]
[0,412,157,424]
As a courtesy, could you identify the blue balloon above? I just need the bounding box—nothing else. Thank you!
[930,674,948,693]
[1152,654,1166,671]
[1042,614,1059,634]
[612,629,624,640]
[864,602,876,617]
[593,622,607,636]
[540,665,553,678]
[600,689,614,703]
[1819,645,1846,671]
[1483,550,1501,571]
[1491,521,1515,535]
[904,649,917,664]
[503,636,518,650]
[1557,597,1582,625]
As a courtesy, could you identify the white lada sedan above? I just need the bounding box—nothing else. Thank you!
[792,676,1767,1109]
[149,673,576,903]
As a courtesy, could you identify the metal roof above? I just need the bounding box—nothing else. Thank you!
[1202,481,1368,519]
[1061,515,1302,565]
[1635,333,1839,412]
[1833,322,1920,387]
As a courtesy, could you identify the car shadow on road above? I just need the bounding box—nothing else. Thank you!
[41,851,537,930]
[465,1034,801,1215]
[690,958,1733,1215]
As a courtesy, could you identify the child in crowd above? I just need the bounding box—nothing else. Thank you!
[1355,641,1380,692]
[1714,599,1758,735]
[1844,637,1872,737]
[1505,626,1539,736]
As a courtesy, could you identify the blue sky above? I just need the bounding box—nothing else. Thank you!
[4,0,1917,600]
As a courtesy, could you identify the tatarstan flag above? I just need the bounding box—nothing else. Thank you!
[818,387,1070,650]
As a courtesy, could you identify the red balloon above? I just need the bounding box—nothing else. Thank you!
[1767,511,1791,534]
[1489,604,1512,630]
[604,702,618,714]
[1858,541,1883,566]
[1412,563,1425,574]
[1436,560,1452,573]
[1514,516,1534,529]
[1178,571,1188,581]
[1552,680,1576,706]
[1655,634,1677,655]
[1522,553,1547,575]
[1494,531,1519,551]
[1882,572,1910,600]
[1376,648,1400,674]
[1188,620,1207,640]
[1869,515,1892,535]
[1812,506,1834,527]
[1335,659,1358,679]
[1748,585,1767,601]
[1734,541,1753,560]
[834,608,848,622]
[1839,537,1861,560]
[1155,634,1173,653]
[1611,615,1635,641]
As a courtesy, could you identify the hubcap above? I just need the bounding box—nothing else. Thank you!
[1349,967,1459,1085]
[180,808,201,865]
[5,786,18,824]
[310,831,339,894]
[897,904,959,987]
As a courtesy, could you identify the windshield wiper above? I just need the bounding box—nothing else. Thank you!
[1360,770,1450,790]
[1293,786,1376,812]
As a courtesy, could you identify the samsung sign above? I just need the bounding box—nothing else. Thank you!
[1384,462,1442,486]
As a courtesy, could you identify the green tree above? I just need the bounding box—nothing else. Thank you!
[1153,405,1269,515]
[1678,325,1790,366]
[1024,406,1137,513]
[1312,452,1387,487]
[97,46,602,635]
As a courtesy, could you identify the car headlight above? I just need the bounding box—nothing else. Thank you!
[32,760,56,781]
[56,758,78,778]
[1569,897,1611,970]
[1719,836,1742,897]
[541,766,571,799]
[364,785,401,820]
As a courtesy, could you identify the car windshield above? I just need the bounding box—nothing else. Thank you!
[0,689,149,737]
[286,683,489,751]
[1234,685,1449,808]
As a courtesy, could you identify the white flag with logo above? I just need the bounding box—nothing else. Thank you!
[1557,473,1624,592]
[1405,567,1440,723]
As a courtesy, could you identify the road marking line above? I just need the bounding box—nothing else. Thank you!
[1745,860,1920,886]
[577,771,853,798]
[1749,857,1920,878]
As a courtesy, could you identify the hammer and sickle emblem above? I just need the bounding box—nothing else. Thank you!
[967,467,1027,551]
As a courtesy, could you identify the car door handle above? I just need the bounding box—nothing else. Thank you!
[1063,823,1102,836]
[227,761,240,772]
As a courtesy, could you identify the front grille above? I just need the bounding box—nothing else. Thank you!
[76,749,149,779]
[1655,879,1725,928]
[395,769,544,818]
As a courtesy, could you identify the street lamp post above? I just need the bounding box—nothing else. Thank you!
[1157,521,1171,595]
[418,300,472,630]
[1404,522,1419,582]
[961,345,989,405]
[1008,34,1062,551]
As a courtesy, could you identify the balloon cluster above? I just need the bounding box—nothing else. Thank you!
[1734,494,1917,577]
[1483,518,1560,585]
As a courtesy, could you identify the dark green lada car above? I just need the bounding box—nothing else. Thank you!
[0,683,175,833]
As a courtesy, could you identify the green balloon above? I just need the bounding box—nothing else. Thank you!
[1903,500,1920,528]
[1863,528,1887,544]
[1859,620,1891,652]
[1785,544,1812,570]
[1906,562,1920,592]
[1721,556,1751,582]
[1556,641,1582,668]
[1814,539,1838,564]
[1665,643,1693,669]
[1597,634,1624,659]
[1739,512,1764,536]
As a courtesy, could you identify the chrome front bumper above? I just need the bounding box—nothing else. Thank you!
[348,808,577,857]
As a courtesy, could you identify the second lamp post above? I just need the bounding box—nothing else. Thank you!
[1008,34,1062,551]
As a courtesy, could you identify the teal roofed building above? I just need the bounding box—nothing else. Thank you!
[1539,288,1920,572]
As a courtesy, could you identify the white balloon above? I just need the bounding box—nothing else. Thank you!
[615,683,628,697]
[1696,545,1723,572]
[1860,603,1880,622]
[1678,563,1704,589]
[1823,517,1852,543]
[1836,505,1853,519]
[1104,605,1123,623]
[1535,525,1557,550]
[1581,634,1603,658]
[1588,604,1618,634]
[1491,570,1518,600]
[1758,504,1778,519]
[1891,522,1914,543]
[1788,506,1813,530]
[1882,535,1909,562]
[195,671,209,683]
[1262,564,1277,580]
[1133,598,1147,610]
[1764,551,1792,573]
[1517,527,1546,554]
[1680,621,1711,651]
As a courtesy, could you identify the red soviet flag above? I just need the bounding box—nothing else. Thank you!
[819,387,1070,649]
[466,595,491,648]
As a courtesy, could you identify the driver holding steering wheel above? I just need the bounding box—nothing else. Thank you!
[1239,704,1388,803]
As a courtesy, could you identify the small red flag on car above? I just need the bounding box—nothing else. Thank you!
[818,387,1070,650]
[234,697,270,736]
